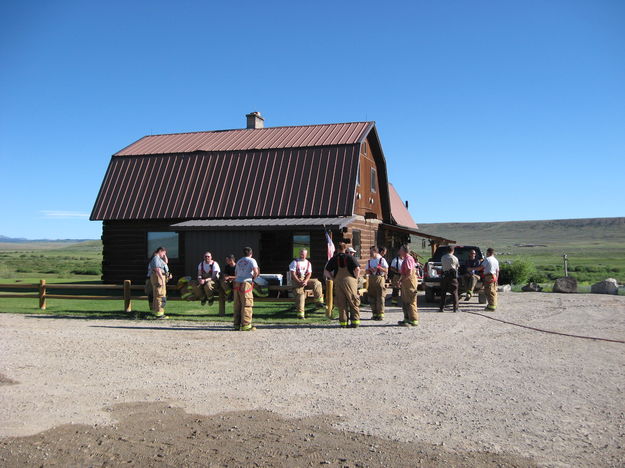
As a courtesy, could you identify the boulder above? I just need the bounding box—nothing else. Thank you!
[497,284,511,293]
[522,282,543,292]
[590,278,619,295]
[553,276,577,293]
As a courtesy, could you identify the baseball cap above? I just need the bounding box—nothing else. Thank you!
[347,247,356,253]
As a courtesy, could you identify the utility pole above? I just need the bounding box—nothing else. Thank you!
[563,254,569,277]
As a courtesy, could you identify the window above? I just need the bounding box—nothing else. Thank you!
[292,232,310,259]
[352,230,361,259]
[356,162,360,186]
[370,168,377,193]
[147,232,179,259]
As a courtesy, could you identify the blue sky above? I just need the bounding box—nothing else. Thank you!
[1,0,623,239]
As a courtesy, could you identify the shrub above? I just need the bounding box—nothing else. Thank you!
[70,268,100,275]
[528,271,548,283]
[499,259,536,285]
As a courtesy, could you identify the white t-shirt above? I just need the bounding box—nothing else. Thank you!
[289,259,312,279]
[483,256,500,276]
[197,261,220,280]
[367,256,389,275]
[235,256,259,282]
[390,257,403,271]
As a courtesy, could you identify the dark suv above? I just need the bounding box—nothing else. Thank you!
[423,245,487,303]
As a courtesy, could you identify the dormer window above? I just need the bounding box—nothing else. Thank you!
[370,168,377,193]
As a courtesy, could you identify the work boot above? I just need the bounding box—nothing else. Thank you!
[408,320,419,326]
[484,306,496,312]
[240,324,256,331]
[465,292,472,301]
[208,296,215,306]
[200,299,207,306]
[339,322,349,328]
[155,314,169,320]
[350,321,360,328]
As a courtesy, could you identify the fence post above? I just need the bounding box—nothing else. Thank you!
[123,280,132,313]
[325,279,333,318]
[218,289,226,316]
[39,279,46,310]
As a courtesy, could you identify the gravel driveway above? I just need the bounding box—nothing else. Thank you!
[1,292,624,467]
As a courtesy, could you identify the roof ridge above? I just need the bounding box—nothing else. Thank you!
[139,121,375,139]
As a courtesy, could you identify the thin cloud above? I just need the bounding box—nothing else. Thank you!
[41,211,89,219]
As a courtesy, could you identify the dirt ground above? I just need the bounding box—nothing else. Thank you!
[1,292,624,467]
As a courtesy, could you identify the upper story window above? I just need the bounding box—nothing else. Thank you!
[370,168,377,193]
[356,163,360,186]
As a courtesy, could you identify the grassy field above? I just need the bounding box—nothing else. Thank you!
[0,240,331,322]
[412,217,625,284]
[0,296,331,324]
[0,240,102,279]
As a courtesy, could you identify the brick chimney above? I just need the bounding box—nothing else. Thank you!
[246,111,264,129]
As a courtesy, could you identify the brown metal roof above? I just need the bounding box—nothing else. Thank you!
[389,184,418,229]
[115,122,374,156]
[171,216,357,230]
[91,145,360,220]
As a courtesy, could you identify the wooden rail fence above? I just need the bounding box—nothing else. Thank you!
[0,280,340,318]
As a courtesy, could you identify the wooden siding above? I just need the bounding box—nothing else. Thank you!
[340,218,380,269]
[353,138,383,219]
[101,220,186,284]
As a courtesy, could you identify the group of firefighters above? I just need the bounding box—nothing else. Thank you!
[146,242,498,330]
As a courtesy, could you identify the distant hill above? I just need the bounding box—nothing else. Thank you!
[0,235,94,243]
[0,239,101,252]
[417,217,625,248]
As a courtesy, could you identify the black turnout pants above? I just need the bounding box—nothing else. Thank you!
[440,275,459,311]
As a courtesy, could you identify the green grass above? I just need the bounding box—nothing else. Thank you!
[0,240,102,279]
[0,296,335,324]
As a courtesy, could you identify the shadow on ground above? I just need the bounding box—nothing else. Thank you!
[0,401,538,467]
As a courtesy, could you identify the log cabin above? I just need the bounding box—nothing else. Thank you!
[90,112,452,283]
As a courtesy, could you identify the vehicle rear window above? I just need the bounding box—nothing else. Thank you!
[432,246,483,262]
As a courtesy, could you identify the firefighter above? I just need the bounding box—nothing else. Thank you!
[289,249,324,319]
[233,247,259,331]
[366,246,388,320]
[324,242,361,328]
[148,246,170,319]
[397,245,419,326]
[220,254,237,302]
[388,252,403,306]
[193,252,221,306]
[440,245,460,312]
[460,249,481,300]
[474,248,500,311]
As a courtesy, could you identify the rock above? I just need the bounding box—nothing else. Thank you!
[553,276,577,293]
[522,282,543,292]
[590,278,619,295]
[497,284,511,292]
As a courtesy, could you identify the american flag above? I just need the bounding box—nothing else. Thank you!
[325,230,335,260]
